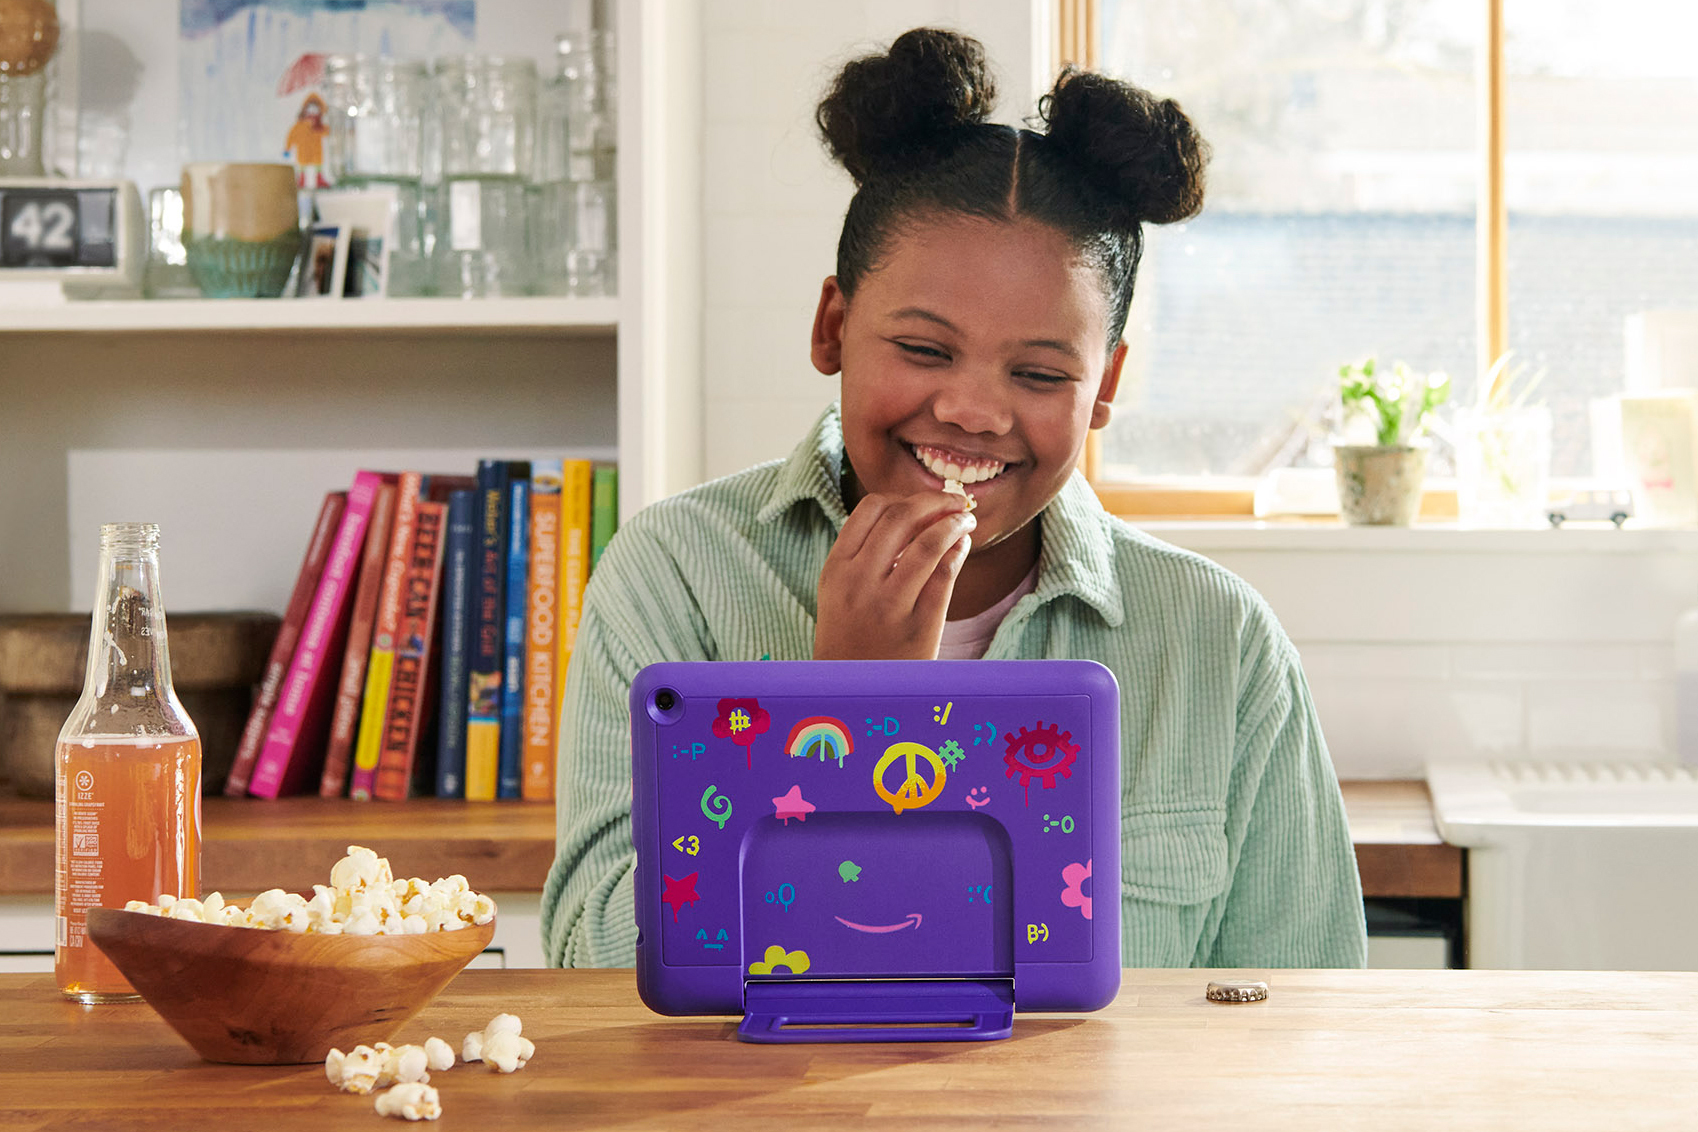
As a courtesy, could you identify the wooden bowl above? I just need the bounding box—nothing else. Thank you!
[86,907,495,1064]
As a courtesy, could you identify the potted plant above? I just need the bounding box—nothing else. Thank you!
[1333,357,1451,526]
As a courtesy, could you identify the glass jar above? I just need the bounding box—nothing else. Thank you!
[0,0,57,176]
[321,55,432,296]
[535,31,617,296]
[55,523,201,1004]
[433,56,537,296]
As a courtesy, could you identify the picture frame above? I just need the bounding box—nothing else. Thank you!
[297,223,349,299]
[312,186,399,298]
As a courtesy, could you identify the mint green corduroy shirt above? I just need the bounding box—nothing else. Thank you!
[542,406,1367,969]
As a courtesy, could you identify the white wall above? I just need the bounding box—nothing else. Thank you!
[1151,525,1698,778]
[697,1,1049,480]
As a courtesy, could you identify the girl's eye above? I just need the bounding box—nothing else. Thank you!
[895,341,948,361]
[1016,370,1072,386]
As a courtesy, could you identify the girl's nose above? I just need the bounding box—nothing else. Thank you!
[931,368,1014,436]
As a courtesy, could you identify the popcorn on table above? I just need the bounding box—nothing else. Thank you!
[123,846,496,935]
[462,1014,535,1073]
[375,1082,441,1122]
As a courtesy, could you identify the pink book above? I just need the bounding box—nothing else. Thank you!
[247,470,384,799]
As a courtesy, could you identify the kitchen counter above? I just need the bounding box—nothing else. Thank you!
[0,780,1460,899]
[3,966,1691,1131]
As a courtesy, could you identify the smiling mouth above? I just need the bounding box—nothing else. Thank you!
[909,444,1009,486]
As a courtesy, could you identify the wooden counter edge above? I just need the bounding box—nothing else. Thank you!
[0,780,1461,900]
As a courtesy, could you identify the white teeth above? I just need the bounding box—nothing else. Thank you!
[914,446,1004,485]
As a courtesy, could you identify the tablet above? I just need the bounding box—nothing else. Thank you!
[630,659,1121,1042]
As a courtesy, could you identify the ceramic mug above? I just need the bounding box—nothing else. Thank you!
[180,162,303,298]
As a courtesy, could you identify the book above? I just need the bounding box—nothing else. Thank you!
[349,471,424,801]
[556,459,594,709]
[247,470,383,799]
[498,464,531,799]
[523,459,563,801]
[225,490,346,797]
[435,489,478,798]
[591,464,618,570]
[318,478,397,798]
[465,459,511,802]
[373,499,449,801]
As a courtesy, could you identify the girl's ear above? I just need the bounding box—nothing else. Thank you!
[1090,340,1128,430]
[811,276,847,376]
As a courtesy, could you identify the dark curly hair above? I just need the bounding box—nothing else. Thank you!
[816,27,1209,352]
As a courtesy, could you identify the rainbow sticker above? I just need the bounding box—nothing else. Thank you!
[785,716,854,768]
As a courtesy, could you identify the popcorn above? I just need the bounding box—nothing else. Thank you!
[941,477,976,511]
[326,1042,435,1095]
[462,1014,532,1073]
[375,1082,441,1122]
[120,846,497,936]
[423,1037,456,1073]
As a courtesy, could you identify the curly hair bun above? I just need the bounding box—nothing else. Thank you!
[1041,69,1208,227]
[816,27,998,186]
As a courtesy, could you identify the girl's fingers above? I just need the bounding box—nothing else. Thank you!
[831,491,904,562]
[845,492,971,579]
[914,530,972,623]
[886,509,975,609]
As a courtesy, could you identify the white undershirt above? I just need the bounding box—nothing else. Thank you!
[936,564,1040,660]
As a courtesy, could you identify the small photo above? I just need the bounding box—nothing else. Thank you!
[297,224,349,299]
[313,186,399,299]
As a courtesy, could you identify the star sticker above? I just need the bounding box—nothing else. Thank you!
[772,784,816,825]
[661,872,700,922]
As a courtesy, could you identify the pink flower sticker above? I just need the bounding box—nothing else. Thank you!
[712,697,771,768]
[1060,858,1092,921]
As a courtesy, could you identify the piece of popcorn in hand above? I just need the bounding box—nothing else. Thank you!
[375,1082,441,1122]
[422,1037,455,1073]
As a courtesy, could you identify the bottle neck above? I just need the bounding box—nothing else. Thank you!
[83,541,177,705]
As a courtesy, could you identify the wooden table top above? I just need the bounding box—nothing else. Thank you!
[3,966,1693,1131]
[0,780,1460,899]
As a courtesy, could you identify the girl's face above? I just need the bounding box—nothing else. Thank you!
[811,213,1125,555]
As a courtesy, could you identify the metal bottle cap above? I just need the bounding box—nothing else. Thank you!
[1206,980,1269,1003]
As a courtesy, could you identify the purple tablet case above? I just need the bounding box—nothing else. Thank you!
[630,659,1121,1043]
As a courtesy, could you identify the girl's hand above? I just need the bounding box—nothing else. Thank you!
[814,491,975,660]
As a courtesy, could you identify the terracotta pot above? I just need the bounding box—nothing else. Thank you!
[1333,444,1428,526]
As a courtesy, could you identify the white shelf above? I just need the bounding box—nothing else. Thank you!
[0,295,619,335]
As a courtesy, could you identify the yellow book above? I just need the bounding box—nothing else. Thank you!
[556,459,595,708]
[349,472,422,800]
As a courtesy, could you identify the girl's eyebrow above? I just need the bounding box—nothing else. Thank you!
[887,306,1083,361]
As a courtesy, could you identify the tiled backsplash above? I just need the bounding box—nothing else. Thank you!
[1150,525,1698,779]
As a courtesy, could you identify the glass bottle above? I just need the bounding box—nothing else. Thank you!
[433,55,537,297]
[535,30,616,297]
[55,523,202,1004]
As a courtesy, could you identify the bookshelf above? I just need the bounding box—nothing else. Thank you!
[0,297,620,335]
[0,0,702,615]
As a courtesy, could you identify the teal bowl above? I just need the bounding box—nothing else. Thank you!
[184,230,304,299]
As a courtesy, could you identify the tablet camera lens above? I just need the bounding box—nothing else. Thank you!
[655,689,676,712]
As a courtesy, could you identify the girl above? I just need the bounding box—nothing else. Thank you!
[543,28,1366,969]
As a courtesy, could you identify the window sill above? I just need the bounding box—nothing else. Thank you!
[1132,520,1698,554]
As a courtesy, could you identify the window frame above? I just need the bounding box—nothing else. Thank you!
[1070,0,1506,521]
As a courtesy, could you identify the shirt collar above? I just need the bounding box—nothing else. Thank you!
[758,403,1124,628]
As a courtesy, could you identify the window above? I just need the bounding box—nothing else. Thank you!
[1091,0,1698,506]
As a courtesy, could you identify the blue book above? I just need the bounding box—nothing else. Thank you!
[497,462,532,799]
[435,489,477,798]
[464,459,511,801]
